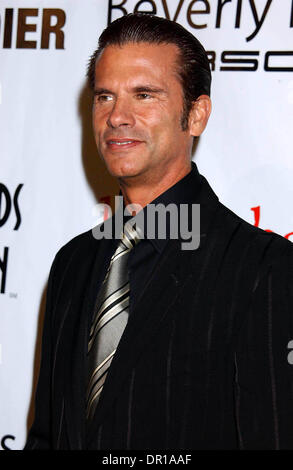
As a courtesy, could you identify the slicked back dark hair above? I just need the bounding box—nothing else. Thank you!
[87,13,211,131]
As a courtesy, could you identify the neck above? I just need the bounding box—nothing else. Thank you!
[119,161,191,211]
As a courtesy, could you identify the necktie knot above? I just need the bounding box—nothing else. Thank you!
[121,221,141,249]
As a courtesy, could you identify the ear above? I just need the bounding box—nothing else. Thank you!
[188,95,212,137]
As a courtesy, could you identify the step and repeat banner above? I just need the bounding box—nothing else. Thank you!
[0,0,292,450]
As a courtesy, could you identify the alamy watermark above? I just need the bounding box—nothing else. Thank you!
[92,196,200,251]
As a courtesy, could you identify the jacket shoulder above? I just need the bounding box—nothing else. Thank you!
[216,200,293,256]
[56,228,97,258]
[47,228,101,283]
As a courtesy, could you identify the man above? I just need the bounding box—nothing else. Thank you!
[25,14,293,450]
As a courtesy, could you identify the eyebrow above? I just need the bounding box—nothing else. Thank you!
[132,85,167,95]
[94,88,112,96]
[94,85,168,96]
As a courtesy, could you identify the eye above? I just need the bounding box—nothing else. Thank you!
[136,93,152,100]
[96,95,113,102]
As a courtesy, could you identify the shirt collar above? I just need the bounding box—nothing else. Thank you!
[123,162,203,254]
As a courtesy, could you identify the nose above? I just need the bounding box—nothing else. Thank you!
[107,97,135,129]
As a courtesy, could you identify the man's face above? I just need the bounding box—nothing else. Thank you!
[92,42,193,182]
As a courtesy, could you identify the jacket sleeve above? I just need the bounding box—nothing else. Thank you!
[235,240,293,449]
[24,254,59,450]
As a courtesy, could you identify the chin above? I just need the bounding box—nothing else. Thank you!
[104,155,145,179]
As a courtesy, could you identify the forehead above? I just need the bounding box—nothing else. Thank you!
[94,42,181,85]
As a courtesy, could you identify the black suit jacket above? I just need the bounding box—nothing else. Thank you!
[25,171,293,450]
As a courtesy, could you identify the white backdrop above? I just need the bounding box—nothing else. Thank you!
[0,0,292,450]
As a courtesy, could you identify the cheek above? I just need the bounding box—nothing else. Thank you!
[141,105,177,137]
[148,111,182,146]
[92,111,98,132]
[92,112,105,141]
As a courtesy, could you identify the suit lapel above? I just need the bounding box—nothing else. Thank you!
[86,238,189,442]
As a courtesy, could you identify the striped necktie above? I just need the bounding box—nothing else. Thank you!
[86,222,140,421]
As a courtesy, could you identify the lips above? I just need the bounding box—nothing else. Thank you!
[106,138,143,151]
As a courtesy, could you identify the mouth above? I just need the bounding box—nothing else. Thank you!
[106,138,143,151]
